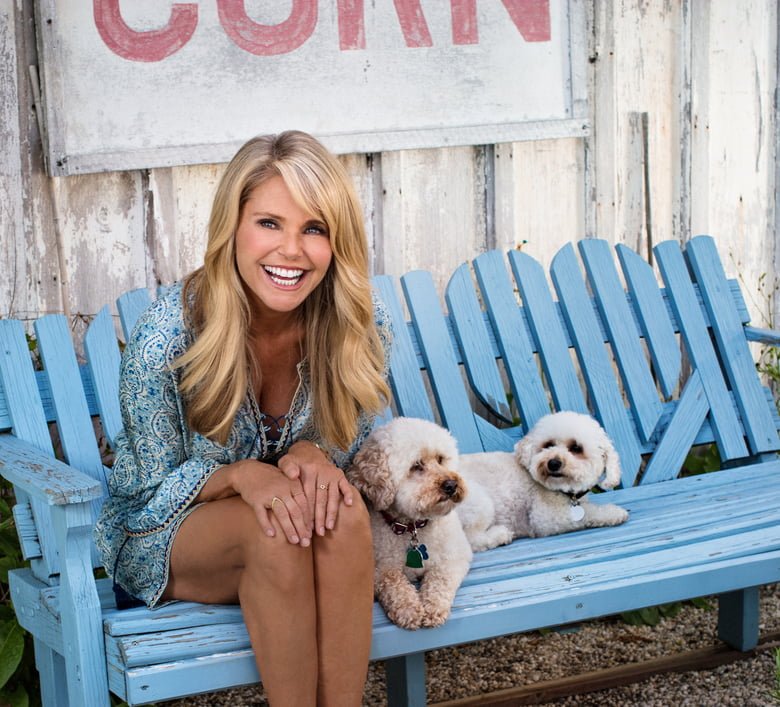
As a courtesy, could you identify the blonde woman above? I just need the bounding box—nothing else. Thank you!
[95,131,391,706]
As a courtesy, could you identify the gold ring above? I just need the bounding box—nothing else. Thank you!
[271,496,283,511]
[318,483,328,491]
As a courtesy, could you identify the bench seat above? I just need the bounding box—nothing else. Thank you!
[10,460,779,704]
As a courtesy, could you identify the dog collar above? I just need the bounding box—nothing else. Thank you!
[562,488,592,521]
[380,511,429,536]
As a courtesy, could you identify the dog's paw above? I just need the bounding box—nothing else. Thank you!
[383,601,426,630]
[486,525,514,548]
[420,602,451,628]
[602,504,629,525]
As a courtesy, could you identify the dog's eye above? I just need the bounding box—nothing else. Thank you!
[436,455,444,464]
[411,460,424,473]
[569,443,584,454]
[542,440,555,449]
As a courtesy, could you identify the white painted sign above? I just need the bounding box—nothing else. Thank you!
[35,1,587,175]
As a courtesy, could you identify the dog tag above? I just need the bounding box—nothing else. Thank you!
[406,547,423,568]
[569,504,585,522]
[405,543,428,568]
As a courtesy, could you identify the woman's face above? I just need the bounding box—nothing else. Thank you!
[235,175,333,320]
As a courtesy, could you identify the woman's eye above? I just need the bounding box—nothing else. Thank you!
[305,224,328,236]
[258,219,277,229]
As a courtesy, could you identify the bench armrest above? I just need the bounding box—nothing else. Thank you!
[745,326,780,347]
[0,435,103,505]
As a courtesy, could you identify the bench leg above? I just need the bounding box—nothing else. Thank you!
[34,639,69,707]
[718,587,760,651]
[385,652,427,707]
[52,503,111,706]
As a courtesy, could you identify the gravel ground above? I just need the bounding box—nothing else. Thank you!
[172,583,780,706]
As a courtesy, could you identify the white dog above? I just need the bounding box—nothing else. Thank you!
[457,411,629,551]
[346,417,472,630]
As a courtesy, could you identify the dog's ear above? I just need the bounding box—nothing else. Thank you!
[514,433,536,470]
[345,436,396,510]
[597,437,622,489]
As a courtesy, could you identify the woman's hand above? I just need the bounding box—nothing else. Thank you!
[229,460,313,546]
[278,441,353,537]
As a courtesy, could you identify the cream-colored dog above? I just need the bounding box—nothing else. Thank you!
[457,411,629,551]
[347,417,472,630]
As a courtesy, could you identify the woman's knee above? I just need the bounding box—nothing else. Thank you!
[326,494,372,553]
[230,501,313,590]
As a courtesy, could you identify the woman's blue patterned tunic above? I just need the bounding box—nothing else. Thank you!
[94,282,391,607]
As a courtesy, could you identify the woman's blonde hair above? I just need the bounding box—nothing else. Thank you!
[175,131,389,449]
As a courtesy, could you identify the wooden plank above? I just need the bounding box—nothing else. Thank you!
[578,239,663,442]
[83,306,123,447]
[685,236,779,454]
[445,263,512,422]
[615,243,681,398]
[401,271,483,453]
[492,138,584,257]
[34,315,109,498]
[507,250,588,415]
[431,633,780,706]
[0,0,25,321]
[12,502,41,560]
[472,250,550,430]
[654,241,748,461]
[51,501,109,705]
[116,288,153,341]
[379,146,488,295]
[549,244,643,485]
[0,319,58,577]
[640,371,709,484]
[0,436,103,506]
[371,275,434,421]
[147,164,222,285]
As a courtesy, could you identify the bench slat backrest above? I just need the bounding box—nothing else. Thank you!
[549,244,645,484]
[377,236,779,490]
[84,307,123,448]
[686,237,778,454]
[0,319,59,578]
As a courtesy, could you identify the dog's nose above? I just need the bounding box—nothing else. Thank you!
[547,458,563,473]
[441,479,458,497]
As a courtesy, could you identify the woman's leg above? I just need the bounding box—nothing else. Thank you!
[312,494,374,707]
[162,496,318,706]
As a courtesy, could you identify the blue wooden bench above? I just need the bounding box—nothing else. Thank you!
[0,235,778,706]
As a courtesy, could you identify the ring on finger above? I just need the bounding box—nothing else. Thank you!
[271,496,283,511]
[318,483,328,491]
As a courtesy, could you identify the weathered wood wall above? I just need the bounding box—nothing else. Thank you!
[1,1,778,339]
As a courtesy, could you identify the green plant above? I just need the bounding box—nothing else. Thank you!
[620,597,711,627]
[680,443,722,477]
[0,478,38,707]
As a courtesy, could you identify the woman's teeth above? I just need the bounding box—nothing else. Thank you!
[264,266,304,286]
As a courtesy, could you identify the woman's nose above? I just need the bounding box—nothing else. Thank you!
[278,229,303,259]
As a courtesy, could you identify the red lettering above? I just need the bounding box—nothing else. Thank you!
[93,0,197,62]
[338,0,365,50]
[217,0,317,56]
[452,0,551,44]
[393,0,433,48]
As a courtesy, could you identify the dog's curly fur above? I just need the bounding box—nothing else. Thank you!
[457,411,629,551]
[347,417,472,630]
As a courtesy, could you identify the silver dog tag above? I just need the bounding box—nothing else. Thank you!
[569,504,585,522]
